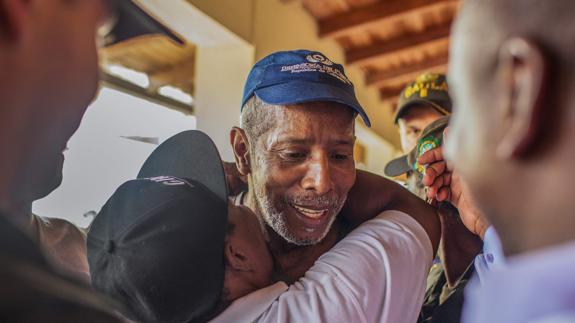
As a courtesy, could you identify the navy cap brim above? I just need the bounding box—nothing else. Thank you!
[107,0,185,46]
[384,155,411,177]
[254,80,371,127]
[137,130,228,202]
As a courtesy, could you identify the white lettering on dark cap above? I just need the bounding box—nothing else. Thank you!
[148,176,190,186]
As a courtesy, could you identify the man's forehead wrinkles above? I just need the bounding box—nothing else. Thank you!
[277,138,313,145]
[269,134,355,146]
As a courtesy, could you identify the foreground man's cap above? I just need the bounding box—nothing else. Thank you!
[88,131,228,323]
[394,73,451,124]
[104,0,185,46]
[385,116,450,177]
[241,50,371,127]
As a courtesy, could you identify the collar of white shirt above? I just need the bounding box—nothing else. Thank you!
[210,282,288,323]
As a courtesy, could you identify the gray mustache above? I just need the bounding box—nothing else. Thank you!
[286,194,341,209]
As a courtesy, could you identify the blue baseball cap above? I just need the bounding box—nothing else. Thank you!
[241,50,371,127]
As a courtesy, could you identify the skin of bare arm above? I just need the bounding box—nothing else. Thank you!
[339,169,441,254]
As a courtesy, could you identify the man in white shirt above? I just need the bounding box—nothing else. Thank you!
[89,131,438,323]
[0,0,182,321]
[231,49,439,286]
[213,209,433,323]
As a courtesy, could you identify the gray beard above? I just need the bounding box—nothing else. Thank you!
[252,182,342,246]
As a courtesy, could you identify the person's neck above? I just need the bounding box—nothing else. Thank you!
[0,192,34,236]
[502,211,575,257]
[498,163,575,256]
[0,79,36,237]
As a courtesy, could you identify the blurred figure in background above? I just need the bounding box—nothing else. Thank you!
[386,73,451,197]
[0,0,181,320]
[394,74,450,153]
[385,74,482,323]
[425,0,575,322]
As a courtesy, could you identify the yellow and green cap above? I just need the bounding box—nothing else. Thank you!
[394,73,451,124]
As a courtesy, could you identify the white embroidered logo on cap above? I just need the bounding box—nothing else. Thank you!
[280,54,352,85]
[306,54,334,66]
[148,176,189,186]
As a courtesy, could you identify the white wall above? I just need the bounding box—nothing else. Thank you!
[356,124,399,176]
[33,88,196,227]
[194,45,254,160]
[141,0,256,160]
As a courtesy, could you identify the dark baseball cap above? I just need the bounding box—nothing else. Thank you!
[241,50,371,127]
[137,130,227,201]
[103,0,185,46]
[385,116,450,177]
[393,73,451,124]
[88,131,229,323]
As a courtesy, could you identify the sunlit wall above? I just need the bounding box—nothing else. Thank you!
[33,88,197,228]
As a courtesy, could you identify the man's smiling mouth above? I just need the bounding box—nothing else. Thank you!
[290,204,331,230]
[292,204,328,219]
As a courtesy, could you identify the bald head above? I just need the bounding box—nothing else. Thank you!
[454,0,575,85]
[446,0,575,255]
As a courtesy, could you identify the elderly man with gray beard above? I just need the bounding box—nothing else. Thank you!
[222,50,441,321]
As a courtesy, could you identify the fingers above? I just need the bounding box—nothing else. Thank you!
[436,186,451,202]
[422,160,447,186]
[425,173,451,200]
[416,141,455,203]
[417,147,443,165]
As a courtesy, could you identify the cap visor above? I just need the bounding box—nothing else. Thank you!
[255,80,371,127]
[109,1,184,46]
[138,130,228,201]
[384,155,411,177]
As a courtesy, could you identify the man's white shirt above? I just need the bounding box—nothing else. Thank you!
[212,210,433,323]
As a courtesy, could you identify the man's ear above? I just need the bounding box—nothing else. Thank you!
[224,240,252,272]
[230,127,252,176]
[495,37,549,160]
[0,0,29,42]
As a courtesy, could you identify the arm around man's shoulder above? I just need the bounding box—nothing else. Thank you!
[259,210,433,323]
[340,170,440,254]
[34,215,90,284]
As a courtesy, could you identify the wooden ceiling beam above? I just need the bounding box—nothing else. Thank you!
[346,22,452,65]
[318,0,456,38]
[366,55,448,87]
[148,59,195,93]
[379,85,406,102]
[100,72,194,115]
